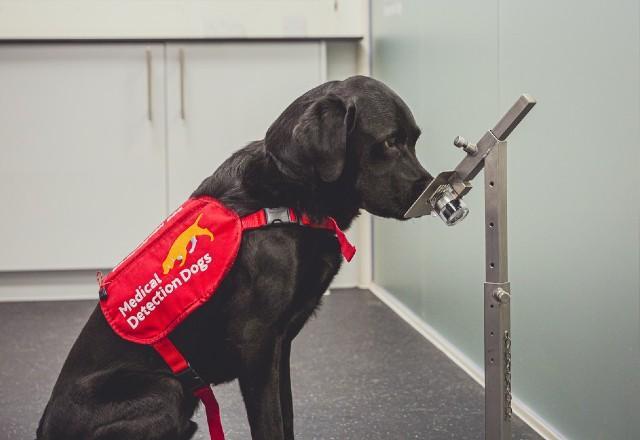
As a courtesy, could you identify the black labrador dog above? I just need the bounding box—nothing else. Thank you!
[37,75,431,440]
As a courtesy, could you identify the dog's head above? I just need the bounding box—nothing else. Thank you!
[265,75,432,220]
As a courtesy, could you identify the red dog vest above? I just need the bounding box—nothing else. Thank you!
[98,196,355,440]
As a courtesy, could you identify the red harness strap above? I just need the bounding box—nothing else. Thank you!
[240,208,356,261]
[148,207,355,440]
[153,338,225,440]
[300,215,356,262]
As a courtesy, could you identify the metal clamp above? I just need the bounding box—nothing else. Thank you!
[429,184,469,226]
[403,94,536,221]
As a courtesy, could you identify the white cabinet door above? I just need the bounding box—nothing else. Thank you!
[165,42,324,209]
[0,44,167,271]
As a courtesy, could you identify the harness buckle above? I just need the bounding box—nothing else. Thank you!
[176,364,208,393]
[264,207,296,225]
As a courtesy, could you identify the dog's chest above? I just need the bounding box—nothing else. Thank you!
[233,226,343,330]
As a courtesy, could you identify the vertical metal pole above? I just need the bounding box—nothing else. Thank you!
[484,137,512,440]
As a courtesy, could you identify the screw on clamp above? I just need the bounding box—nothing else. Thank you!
[492,288,511,304]
[453,136,478,156]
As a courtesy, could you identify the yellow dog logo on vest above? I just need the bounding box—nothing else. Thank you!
[162,213,214,275]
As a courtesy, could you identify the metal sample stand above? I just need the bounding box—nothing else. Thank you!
[405,95,536,440]
[484,137,512,439]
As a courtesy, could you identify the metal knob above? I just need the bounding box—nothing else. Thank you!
[492,288,511,304]
[453,136,477,156]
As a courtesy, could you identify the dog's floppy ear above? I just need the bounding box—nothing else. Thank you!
[267,94,357,183]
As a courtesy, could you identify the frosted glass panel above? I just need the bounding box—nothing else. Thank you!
[371,1,640,439]
[498,1,640,438]
[372,0,499,381]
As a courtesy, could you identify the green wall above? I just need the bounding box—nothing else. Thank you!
[371,1,640,439]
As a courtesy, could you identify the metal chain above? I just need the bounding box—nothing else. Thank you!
[504,330,513,419]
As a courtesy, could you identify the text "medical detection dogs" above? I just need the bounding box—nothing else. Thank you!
[118,213,215,329]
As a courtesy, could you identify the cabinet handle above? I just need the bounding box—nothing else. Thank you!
[179,48,186,120]
[146,49,152,122]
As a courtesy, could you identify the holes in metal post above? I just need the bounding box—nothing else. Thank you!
[489,262,495,268]
[489,181,495,187]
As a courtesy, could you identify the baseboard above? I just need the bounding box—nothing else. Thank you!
[0,292,96,302]
[368,282,566,440]
[0,272,357,303]
[0,270,100,302]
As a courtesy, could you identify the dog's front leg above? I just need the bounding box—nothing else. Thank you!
[239,338,285,440]
[280,339,294,440]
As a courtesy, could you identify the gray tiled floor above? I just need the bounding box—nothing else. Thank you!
[0,289,541,440]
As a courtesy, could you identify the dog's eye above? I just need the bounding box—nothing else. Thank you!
[386,131,406,148]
